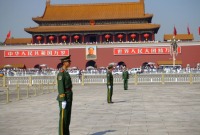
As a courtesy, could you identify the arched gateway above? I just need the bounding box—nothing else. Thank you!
[86,60,96,69]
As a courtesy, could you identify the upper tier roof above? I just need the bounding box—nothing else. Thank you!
[25,24,160,34]
[33,0,153,21]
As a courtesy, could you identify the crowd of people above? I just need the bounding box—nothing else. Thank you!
[0,63,200,77]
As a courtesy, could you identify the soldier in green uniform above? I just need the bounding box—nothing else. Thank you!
[122,66,129,90]
[107,65,114,103]
[57,55,73,135]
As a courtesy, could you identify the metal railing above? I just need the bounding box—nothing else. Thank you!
[0,76,58,103]
[0,73,200,86]
[0,73,200,103]
[81,73,200,85]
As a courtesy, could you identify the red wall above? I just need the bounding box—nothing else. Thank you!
[0,45,200,69]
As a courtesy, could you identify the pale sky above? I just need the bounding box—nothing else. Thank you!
[0,0,200,42]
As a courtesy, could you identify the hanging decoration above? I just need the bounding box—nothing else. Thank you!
[74,35,79,43]
[144,33,149,41]
[105,34,110,42]
[62,35,67,43]
[130,34,136,41]
[49,36,54,43]
[118,34,123,42]
[36,36,42,44]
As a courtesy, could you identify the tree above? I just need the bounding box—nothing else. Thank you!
[0,42,4,45]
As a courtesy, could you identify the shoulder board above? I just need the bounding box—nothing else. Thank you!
[59,69,64,73]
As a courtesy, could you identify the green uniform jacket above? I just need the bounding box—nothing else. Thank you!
[122,71,129,80]
[57,69,73,102]
[107,71,113,86]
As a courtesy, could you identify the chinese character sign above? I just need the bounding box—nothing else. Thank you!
[113,47,181,55]
[4,49,69,57]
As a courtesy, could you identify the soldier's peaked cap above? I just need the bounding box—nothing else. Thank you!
[108,65,113,69]
[60,55,71,62]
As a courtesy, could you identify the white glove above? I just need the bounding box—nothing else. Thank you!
[108,85,111,89]
[62,101,67,109]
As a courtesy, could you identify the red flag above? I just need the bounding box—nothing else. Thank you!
[187,26,190,35]
[6,31,11,39]
[173,26,177,36]
[199,27,200,35]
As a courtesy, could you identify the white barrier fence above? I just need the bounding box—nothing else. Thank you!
[82,73,200,85]
[0,73,199,103]
[0,73,200,87]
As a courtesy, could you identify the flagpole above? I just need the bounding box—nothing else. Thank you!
[8,30,11,45]
[5,30,11,45]
[199,27,200,36]
[171,34,178,69]
[187,25,190,35]
[173,51,176,68]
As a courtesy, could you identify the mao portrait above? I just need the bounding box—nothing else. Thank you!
[86,46,97,60]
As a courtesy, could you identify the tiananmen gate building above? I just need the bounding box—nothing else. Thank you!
[1,0,200,69]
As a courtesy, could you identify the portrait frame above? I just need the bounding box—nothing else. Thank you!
[86,46,97,60]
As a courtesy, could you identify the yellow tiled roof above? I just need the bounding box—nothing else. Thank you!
[33,1,152,21]
[164,34,194,41]
[4,38,32,45]
[25,24,160,33]
[0,64,26,69]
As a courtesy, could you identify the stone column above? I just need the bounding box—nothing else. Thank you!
[113,35,115,42]
[70,35,72,44]
[126,34,128,42]
[139,34,141,42]
[32,35,35,44]
[152,32,155,41]
[100,35,102,43]
[44,35,47,44]
[82,34,85,43]
[57,35,59,43]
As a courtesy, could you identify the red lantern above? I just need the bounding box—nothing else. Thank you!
[144,33,149,41]
[49,36,54,43]
[131,34,136,41]
[105,34,110,41]
[118,34,123,41]
[74,35,79,42]
[36,36,42,44]
[62,35,67,43]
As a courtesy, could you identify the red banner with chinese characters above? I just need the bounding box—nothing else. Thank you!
[4,49,69,57]
[113,47,181,55]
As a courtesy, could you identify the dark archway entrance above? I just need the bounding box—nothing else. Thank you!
[34,64,41,70]
[142,62,149,69]
[118,61,126,67]
[86,60,97,68]
[117,61,126,69]
[89,36,97,42]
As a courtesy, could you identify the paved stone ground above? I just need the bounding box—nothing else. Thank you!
[0,84,200,135]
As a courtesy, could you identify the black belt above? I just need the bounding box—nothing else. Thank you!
[65,88,72,91]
